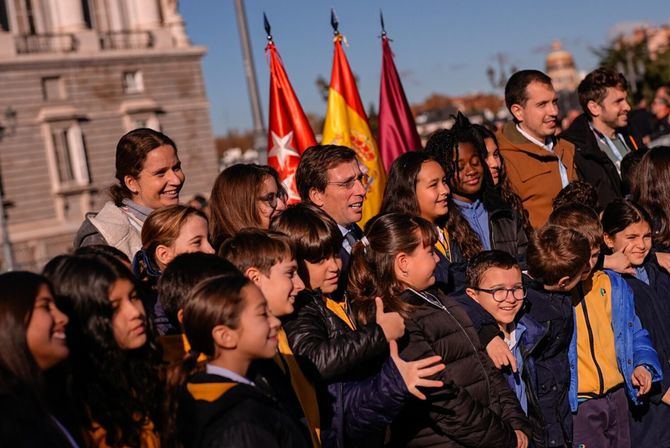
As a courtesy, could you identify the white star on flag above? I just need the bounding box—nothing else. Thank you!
[282,171,301,203]
[269,131,300,170]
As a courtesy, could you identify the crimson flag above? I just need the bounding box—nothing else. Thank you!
[266,40,317,203]
[378,35,422,171]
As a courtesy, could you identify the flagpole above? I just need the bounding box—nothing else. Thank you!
[233,0,267,163]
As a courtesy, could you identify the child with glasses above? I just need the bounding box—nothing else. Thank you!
[464,251,547,437]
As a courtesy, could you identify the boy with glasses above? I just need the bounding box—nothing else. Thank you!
[458,226,591,447]
[462,250,548,444]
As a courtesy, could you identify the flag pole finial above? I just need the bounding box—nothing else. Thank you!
[263,12,272,42]
[330,9,340,36]
[380,10,386,37]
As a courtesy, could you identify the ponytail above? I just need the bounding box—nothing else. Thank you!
[347,241,382,325]
[348,213,437,324]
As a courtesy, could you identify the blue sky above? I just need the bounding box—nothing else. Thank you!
[180,1,669,136]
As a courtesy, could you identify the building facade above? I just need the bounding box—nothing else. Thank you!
[545,40,580,93]
[0,0,218,270]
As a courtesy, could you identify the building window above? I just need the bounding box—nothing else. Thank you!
[0,0,9,32]
[123,70,144,94]
[49,124,90,186]
[41,76,65,101]
[125,112,160,132]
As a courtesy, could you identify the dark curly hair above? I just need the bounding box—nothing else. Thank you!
[43,254,162,447]
[552,181,599,213]
[424,113,506,259]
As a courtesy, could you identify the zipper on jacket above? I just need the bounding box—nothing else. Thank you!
[580,295,605,396]
[409,289,492,394]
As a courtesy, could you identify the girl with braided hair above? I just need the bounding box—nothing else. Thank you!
[426,113,529,272]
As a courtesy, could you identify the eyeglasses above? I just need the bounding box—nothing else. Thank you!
[473,286,526,303]
[258,192,281,209]
[327,173,369,190]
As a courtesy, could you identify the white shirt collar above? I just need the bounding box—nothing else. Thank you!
[207,363,255,387]
[516,124,554,151]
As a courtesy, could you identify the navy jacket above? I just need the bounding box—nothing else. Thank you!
[624,258,670,447]
[524,278,574,448]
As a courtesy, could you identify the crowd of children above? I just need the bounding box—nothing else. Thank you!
[4,69,670,448]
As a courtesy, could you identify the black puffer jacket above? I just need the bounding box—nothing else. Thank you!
[562,113,641,209]
[177,372,310,448]
[284,290,388,382]
[488,204,529,269]
[284,290,407,447]
[390,288,530,448]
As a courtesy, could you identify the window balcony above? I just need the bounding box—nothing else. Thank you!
[14,33,78,54]
[99,30,153,50]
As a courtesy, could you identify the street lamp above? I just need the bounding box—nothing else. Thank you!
[0,105,17,271]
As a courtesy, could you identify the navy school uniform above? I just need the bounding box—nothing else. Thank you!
[624,255,670,447]
[176,371,310,448]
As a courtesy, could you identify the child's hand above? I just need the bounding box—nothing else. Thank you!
[486,336,517,372]
[603,250,635,275]
[375,297,405,341]
[389,340,444,400]
[514,430,528,448]
[656,252,670,273]
[632,365,652,396]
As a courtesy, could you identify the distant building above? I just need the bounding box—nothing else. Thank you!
[546,40,580,92]
[0,0,218,270]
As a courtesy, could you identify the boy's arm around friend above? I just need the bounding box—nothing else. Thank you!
[399,314,530,448]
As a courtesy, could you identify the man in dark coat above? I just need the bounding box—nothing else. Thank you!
[562,68,642,210]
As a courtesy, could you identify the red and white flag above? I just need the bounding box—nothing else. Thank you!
[266,40,316,203]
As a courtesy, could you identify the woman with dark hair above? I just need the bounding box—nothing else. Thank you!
[380,151,468,292]
[74,128,186,260]
[473,124,533,237]
[426,113,528,270]
[44,254,162,447]
[0,272,77,447]
[209,163,287,250]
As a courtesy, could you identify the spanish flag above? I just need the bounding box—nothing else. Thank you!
[322,34,386,225]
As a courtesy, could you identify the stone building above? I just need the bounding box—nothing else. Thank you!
[0,0,218,270]
[545,40,580,93]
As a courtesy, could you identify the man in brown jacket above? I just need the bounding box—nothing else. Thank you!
[497,70,577,228]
